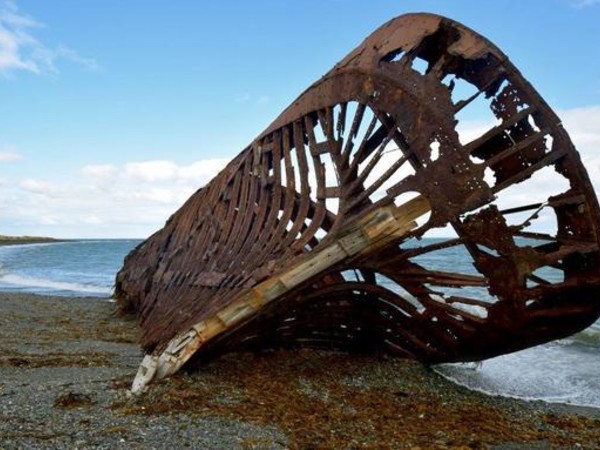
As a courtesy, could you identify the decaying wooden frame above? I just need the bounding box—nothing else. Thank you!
[114,13,600,394]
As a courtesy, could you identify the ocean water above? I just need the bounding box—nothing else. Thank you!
[398,237,600,409]
[0,239,141,297]
[0,238,598,408]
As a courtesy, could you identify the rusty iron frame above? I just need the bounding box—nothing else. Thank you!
[114,13,600,393]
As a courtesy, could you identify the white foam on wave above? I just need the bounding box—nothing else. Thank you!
[434,342,600,409]
[0,272,111,296]
[560,326,600,347]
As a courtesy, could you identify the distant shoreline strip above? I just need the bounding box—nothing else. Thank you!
[0,237,67,247]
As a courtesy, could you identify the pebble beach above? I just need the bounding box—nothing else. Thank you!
[1,292,600,449]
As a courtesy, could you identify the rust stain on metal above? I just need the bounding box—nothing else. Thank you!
[114,13,600,393]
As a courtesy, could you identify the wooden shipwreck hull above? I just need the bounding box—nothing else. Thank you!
[115,13,600,393]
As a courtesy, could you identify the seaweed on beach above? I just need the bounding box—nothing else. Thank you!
[110,351,600,449]
[1,293,600,448]
[54,392,96,409]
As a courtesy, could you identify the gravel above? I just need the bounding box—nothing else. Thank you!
[1,292,599,449]
[0,293,287,449]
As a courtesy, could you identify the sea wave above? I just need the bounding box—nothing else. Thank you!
[0,272,112,296]
[434,342,600,409]
[559,326,600,347]
[435,365,600,409]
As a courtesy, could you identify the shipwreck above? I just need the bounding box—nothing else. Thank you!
[115,13,600,394]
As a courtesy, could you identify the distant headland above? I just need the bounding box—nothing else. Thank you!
[0,235,65,246]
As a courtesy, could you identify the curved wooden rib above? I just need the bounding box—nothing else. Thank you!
[115,13,600,393]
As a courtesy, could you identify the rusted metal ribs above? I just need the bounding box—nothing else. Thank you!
[114,13,600,393]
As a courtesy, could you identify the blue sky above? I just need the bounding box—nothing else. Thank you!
[1,0,599,238]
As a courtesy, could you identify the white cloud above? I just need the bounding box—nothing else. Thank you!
[560,106,600,148]
[39,215,58,225]
[177,159,229,181]
[125,160,179,182]
[81,164,117,178]
[0,150,22,161]
[83,215,103,225]
[19,178,59,196]
[560,105,600,197]
[0,0,98,75]
[570,0,600,7]
[1,157,229,238]
[123,158,228,184]
[132,187,175,204]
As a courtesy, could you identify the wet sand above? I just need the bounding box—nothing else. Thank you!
[1,292,600,449]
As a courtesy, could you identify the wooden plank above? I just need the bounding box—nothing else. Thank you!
[217,302,256,327]
[310,141,331,156]
[324,186,341,198]
[279,242,347,288]
[338,229,369,255]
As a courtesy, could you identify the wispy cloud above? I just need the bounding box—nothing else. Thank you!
[235,93,271,105]
[19,178,61,197]
[569,0,600,8]
[235,93,251,103]
[0,157,229,237]
[0,0,99,75]
[56,46,100,71]
[0,150,22,161]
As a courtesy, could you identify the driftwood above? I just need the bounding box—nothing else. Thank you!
[115,13,600,394]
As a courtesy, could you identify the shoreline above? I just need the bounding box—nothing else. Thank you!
[1,292,600,449]
[434,366,600,415]
[0,237,69,246]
